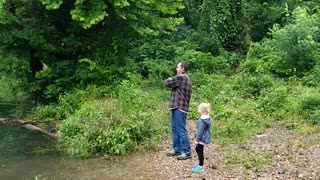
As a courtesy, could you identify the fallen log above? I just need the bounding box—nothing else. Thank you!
[23,124,56,138]
[0,118,5,123]
[0,118,56,138]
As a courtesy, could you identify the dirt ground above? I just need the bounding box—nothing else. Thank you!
[145,120,320,180]
[5,117,317,180]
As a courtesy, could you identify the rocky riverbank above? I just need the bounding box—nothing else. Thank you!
[148,120,320,179]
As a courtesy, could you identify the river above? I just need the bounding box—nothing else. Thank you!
[0,101,156,180]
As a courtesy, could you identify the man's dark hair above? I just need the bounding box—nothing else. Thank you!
[180,61,189,73]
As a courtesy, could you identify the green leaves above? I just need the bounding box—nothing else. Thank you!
[71,0,108,29]
[113,0,185,35]
[36,0,185,33]
[0,0,6,17]
[39,0,63,9]
[113,0,130,8]
[245,7,320,77]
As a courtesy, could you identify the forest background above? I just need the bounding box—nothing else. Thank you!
[0,0,319,160]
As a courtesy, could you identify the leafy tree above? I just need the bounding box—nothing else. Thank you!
[242,0,286,42]
[187,0,244,54]
[244,7,320,78]
[0,0,185,102]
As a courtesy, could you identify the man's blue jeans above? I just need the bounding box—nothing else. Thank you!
[171,109,191,155]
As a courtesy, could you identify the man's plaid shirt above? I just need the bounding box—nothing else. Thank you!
[165,74,192,113]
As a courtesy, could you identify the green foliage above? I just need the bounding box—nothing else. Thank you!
[36,0,185,33]
[0,49,30,81]
[31,85,109,122]
[257,84,289,118]
[256,83,320,125]
[182,0,202,28]
[210,98,267,143]
[132,39,202,85]
[40,0,63,9]
[133,39,178,83]
[116,72,168,117]
[242,0,286,42]
[56,76,169,157]
[0,75,30,102]
[75,58,127,87]
[71,0,107,29]
[244,7,320,78]
[117,73,144,114]
[270,7,320,77]
[189,74,268,143]
[302,64,320,87]
[242,42,274,74]
[0,49,32,101]
[189,0,245,54]
[34,60,77,101]
[0,0,186,106]
[233,73,277,97]
[188,73,237,121]
[33,58,127,102]
[189,72,317,144]
[301,94,320,125]
[184,49,240,74]
[226,150,273,170]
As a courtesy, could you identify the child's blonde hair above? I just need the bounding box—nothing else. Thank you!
[198,103,211,115]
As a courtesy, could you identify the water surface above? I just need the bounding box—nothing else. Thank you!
[0,101,155,180]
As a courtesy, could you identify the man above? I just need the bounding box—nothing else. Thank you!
[164,62,192,160]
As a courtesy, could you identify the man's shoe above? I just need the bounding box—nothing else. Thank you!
[166,149,180,156]
[192,165,205,173]
[177,153,191,160]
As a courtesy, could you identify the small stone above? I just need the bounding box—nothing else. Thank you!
[297,170,307,178]
[298,173,304,178]
[277,167,285,174]
[256,134,268,138]
[211,163,218,169]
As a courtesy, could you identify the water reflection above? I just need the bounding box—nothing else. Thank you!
[0,99,31,118]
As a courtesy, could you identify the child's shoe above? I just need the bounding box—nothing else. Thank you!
[193,164,199,168]
[192,165,205,173]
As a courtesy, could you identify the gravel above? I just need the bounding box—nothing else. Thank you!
[147,121,320,180]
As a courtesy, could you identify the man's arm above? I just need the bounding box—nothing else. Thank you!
[165,76,181,88]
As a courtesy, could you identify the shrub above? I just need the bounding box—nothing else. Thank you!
[57,76,169,157]
[257,84,289,117]
[31,85,110,122]
[302,65,320,87]
[243,7,320,78]
[301,95,320,125]
[233,73,276,97]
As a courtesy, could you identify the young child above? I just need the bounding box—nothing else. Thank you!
[192,103,212,173]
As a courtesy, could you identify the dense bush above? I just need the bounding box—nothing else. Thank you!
[31,85,111,122]
[56,76,169,157]
[244,7,320,78]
